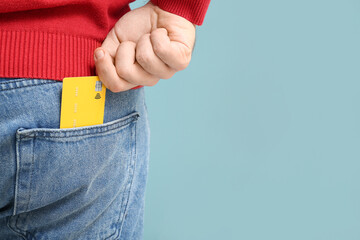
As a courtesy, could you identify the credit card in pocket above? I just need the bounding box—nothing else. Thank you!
[60,76,106,129]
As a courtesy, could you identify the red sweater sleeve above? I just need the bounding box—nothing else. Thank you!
[150,0,210,25]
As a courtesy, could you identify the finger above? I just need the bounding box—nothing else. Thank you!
[100,29,119,59]
[115,41,160,86]
[94,47,138,92]
[136,34,176,79]
[150,28,192,71]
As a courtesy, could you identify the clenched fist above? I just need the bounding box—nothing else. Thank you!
[94,2,196,92]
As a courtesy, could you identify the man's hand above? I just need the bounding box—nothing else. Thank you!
[94,2,196,92]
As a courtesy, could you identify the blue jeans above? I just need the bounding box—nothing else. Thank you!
[0,78,150,239]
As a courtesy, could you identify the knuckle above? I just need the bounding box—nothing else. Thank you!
[136,51,152,67]
[163,71,175,79]
[178,51,192,70]
[105,78,126,93]
[177,59,190,71]
[116,65,131,79]
[152,42,167,55]
[136,54,156,74]
[109,83,124,93]
[147,79,159,87]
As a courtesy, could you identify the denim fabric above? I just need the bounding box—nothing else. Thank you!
[0,78,150,240]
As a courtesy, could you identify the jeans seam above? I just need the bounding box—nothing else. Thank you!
[10,138,35,239]
[105,120,137,240]
[0,81,59,92]
[7,216,27,240]
[118,119,138,239]
[24,139,36,213]
[0,78,55,84]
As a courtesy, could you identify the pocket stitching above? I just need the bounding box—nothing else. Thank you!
[17,112,140,139]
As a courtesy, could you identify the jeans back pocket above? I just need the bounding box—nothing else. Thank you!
[9,112,139,240]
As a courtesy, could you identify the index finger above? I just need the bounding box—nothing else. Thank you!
[94,48,138,92]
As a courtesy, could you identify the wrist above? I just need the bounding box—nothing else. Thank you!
[149,0,210,26]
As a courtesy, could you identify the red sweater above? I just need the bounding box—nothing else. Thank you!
[0,0,210,81]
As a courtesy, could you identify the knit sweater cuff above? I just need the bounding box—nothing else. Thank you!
[150,0,210,26]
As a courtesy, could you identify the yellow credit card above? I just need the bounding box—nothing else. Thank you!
[60,76,106,128]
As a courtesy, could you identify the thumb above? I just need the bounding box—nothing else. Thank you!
[99,29,120,59]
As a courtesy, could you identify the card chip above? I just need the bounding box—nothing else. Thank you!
[95,81,102,92]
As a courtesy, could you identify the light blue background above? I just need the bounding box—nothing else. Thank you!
[131,1,360,239]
